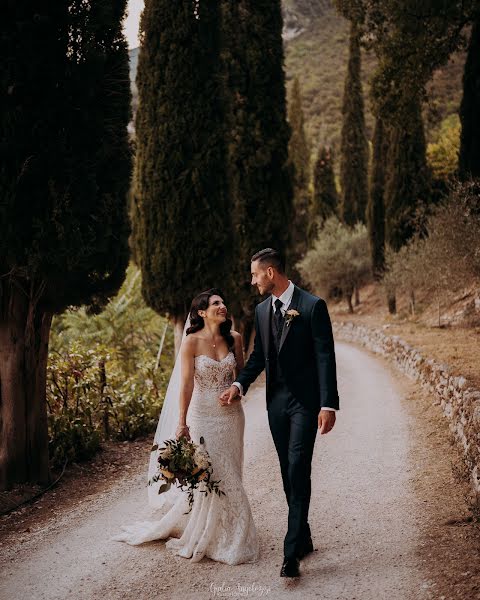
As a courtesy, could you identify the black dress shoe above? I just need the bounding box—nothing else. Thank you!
[280,557,300,578]
[297,537,314,560]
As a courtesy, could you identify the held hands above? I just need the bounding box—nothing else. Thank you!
[219,385,240,406]
[176,424,191,440]
[318,409,336,434]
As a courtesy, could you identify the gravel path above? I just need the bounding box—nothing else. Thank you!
[0,342,462,600]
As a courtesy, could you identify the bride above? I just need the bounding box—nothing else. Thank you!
[111,288,259,565]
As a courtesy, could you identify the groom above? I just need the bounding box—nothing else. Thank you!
[220,248,339,578]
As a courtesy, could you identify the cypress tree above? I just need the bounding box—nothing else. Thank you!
[0,1,132,489]
[339,19,369,226]
[355,1,478,126]
[367,117,387,279]
[287,76,310,277]
[288,77,310,191]
[459,20,480,180]
[287,77,310,278]
[384,97,430,252]
[309,145,338,243]
[221,0,293,325]
[134,1,230,349]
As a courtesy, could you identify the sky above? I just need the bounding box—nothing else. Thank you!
[124,0,144,49]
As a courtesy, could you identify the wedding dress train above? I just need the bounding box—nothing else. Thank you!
[111,351,259,565]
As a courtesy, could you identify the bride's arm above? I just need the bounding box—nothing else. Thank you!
[176,336,195,439]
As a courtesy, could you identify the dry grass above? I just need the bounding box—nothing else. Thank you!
[407,384,480,599]
[330,282,480,390]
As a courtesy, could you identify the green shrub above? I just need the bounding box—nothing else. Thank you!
[383,180,480,319]
[297,216,371,312]
[48,411,102,469]
[427,114,461,181]
[47,264,174,466]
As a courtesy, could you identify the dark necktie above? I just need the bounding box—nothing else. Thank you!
[274,298,284,347]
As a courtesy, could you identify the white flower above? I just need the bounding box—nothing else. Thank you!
[285,309,300,326]
[194,448,210,471]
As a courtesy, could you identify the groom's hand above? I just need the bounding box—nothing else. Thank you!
[318,409,336,434]
[219,386,240,406]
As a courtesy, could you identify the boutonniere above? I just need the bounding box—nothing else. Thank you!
[284,309,300,327]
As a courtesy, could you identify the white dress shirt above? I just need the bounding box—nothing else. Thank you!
[271,280,295,317]
[233,281,337,411]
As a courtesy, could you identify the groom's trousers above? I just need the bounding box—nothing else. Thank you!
[267,380,318,560]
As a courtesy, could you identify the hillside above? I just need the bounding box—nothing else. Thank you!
[282,0,465,153]
[283,2,376,151]
[128,0,465,155]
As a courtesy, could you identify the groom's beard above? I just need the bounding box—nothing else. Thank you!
[257,281,275,296]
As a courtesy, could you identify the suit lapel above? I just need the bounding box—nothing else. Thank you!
[259,298,271,357]
[278,285,301,353]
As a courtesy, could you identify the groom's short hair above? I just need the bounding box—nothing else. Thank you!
[251,248,285,274]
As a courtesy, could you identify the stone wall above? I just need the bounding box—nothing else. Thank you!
[334,321,480,494]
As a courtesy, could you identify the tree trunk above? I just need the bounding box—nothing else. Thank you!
[173,313,187,357]
[387,292,397,314]
[346,293,354,314]
[99,358,109,439]
[244,318,254,357]
[354,286,360,306]
[0,281,53,491]
[236,315,254,355]
[154,322,169,371]
[246,319,254,355]
[247,325,256,359]
[459,20,480,180]
[409,290,416,316]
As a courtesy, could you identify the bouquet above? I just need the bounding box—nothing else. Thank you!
[148,435,225,512]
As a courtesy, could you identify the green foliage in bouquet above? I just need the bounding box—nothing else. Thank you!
[149,436,225,513]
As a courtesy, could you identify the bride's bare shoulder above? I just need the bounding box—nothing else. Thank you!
[181,333,199,354]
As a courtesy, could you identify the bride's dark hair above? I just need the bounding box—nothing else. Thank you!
[186,288,234,349]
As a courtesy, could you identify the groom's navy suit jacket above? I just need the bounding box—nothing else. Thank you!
[237,285,339,412]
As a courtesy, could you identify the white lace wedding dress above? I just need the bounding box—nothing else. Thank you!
[111,351,259,565]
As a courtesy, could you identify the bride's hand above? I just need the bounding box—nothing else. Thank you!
[176,424,190,440]
[219,386,240,406]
